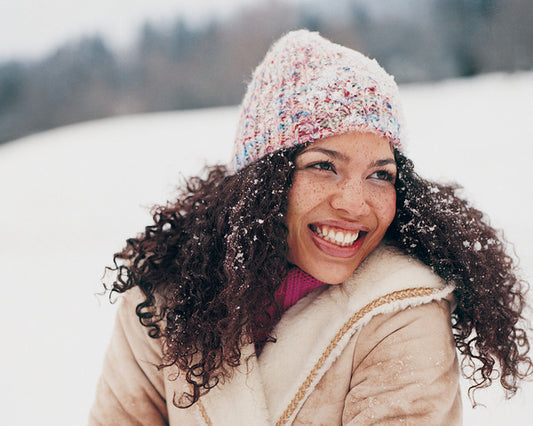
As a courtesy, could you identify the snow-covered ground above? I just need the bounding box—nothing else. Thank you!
[0,72,532,425]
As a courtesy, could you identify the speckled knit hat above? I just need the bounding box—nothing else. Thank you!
[230,30,405,172]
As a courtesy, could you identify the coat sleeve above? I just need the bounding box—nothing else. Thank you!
[88,288,169,426]
[342,298,462,425]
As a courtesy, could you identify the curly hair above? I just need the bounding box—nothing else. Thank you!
[387,151,532,404]
[106,146,532,407]
[107,148,301,407]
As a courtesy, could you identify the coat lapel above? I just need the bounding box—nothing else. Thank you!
[257,283,351,423]
[197,343,271,425]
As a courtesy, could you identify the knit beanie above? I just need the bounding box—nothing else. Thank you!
[230,30,404,172]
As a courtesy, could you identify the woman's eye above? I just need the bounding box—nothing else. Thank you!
[370,170,396,183]
[308,161,337,174]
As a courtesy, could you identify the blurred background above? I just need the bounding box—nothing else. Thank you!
[1,1,532,425]
[1,0,532,144]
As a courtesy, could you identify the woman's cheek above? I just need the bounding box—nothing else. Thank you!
[386,191,397,225]
[370,184,397,227]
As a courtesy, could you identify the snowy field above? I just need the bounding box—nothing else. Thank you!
[1,72,532,425]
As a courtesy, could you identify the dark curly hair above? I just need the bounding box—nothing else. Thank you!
[388,151,532,404]
[106,146,532,407]
[107,148,301,407]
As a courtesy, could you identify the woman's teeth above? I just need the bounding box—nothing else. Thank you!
[312,225,360,247]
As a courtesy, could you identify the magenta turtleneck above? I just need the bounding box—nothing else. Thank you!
[254,267,328,353]
[275,267,328,310]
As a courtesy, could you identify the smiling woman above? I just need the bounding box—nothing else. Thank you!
[89,30,532,425]
[287,133,397,284]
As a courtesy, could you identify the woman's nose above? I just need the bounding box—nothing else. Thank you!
[329,180,370,217]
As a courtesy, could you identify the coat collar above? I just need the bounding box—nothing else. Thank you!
[196,244,453,425]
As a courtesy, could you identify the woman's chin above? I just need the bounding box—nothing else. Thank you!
[295,259,363,285]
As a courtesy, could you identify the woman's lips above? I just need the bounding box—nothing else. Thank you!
[308,224,367,258]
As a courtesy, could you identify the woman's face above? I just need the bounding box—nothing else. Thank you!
[286,132,397,284]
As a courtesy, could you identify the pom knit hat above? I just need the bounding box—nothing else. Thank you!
[231,30,405,172]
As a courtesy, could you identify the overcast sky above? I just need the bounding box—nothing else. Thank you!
[0,0,261,61]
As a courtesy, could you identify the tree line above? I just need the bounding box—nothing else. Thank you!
[1,0,531,144]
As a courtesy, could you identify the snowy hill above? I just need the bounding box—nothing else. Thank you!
[0,72,532,425]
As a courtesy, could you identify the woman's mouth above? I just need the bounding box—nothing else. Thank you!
[309,224,365,247]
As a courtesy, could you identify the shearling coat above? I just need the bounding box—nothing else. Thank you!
[89,245,462,425]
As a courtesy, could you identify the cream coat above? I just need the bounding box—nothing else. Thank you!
[89,245,462,425]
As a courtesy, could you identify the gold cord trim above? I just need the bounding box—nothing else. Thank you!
[197,400,213,426]
[276,287,440,425]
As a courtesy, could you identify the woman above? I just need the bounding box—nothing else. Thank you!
[90,30,531,425]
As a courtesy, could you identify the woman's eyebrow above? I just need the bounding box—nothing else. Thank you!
[301,147,348,161]
[302,148,396,168]
[370,158,396,167]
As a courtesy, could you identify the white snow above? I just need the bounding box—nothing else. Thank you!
[0,73,532,425]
